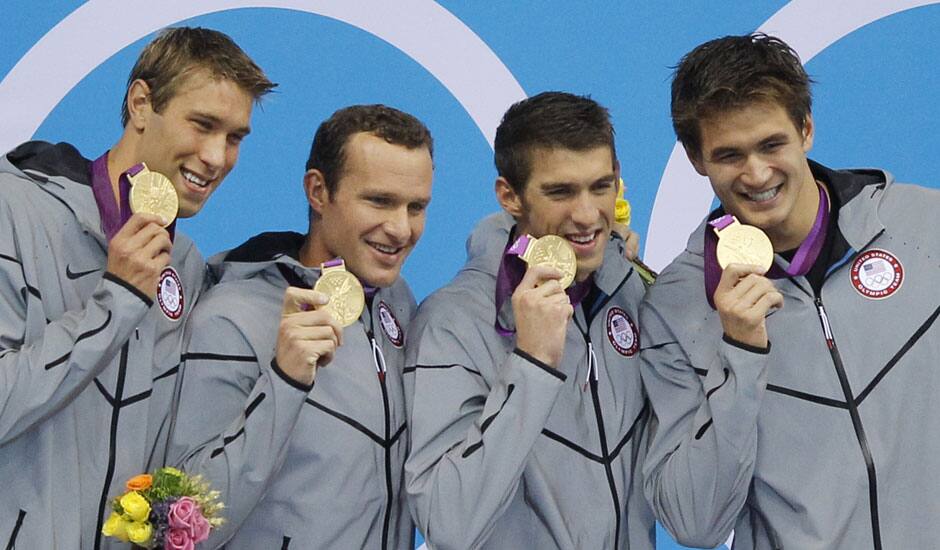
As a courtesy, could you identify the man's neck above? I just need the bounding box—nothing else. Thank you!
[106,133,138,204]
[767,174,821,252]
[299,228,329,268]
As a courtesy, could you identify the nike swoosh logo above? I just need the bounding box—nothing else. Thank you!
[66,264,100,279]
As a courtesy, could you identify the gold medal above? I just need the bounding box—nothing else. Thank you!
[521,234,577,288]
[713,216,774,274]
[127,163,179,227]
[313,260,365,327]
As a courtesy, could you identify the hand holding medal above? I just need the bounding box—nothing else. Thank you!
[509,234,575,368]
[126,163,179,226]
[514,234,577,289]
[710,214,783,349]
[275,262,362,387]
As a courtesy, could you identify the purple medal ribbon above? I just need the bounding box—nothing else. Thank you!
[90,152,176,242]
[494,234,591,336]
[321,257,378,298]
[704,183,829,308]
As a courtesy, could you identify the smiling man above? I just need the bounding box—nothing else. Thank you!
[640,34,940,549]
[404,92,654,549]
[168,104,432,549]
[0,27,273,549]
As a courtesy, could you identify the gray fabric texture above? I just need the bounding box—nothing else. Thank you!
[167,231,416,549]
[0,141,205,549]
[641,162,940,549]
[405,212,655,550]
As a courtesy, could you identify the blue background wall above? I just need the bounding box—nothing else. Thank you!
[2,2,938,548]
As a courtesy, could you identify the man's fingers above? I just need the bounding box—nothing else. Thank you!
[519,264,564,291]
[282,287,330,314]
[717,263,768,292]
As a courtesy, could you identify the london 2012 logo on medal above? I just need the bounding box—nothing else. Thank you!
[850,249,903,299]
[378,301,404,348]
[157,267,184,321]
[606,307,638,357]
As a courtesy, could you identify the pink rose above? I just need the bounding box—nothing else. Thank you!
[189,511,211,543]
[164,528,194,550]
[168,497,197,530]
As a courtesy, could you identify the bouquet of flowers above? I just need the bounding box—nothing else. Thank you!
[101,467,224,549]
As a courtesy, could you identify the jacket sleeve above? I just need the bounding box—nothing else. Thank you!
[0,208,150,444]
[404,311,566,550]
[167,304,310,548]
[638,297,770,548]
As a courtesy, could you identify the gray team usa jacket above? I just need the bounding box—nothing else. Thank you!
[640,162,940,549]
[167,231,416,549]
[0,141,205,549]
[405,212,655,550]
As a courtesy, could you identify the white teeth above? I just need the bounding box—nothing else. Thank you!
[370,243,399,254]
[182,170,208,188]
[568,234,595,244]
[746,186,780,202]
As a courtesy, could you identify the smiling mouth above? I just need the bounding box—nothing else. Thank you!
[565,230,601,247]
[181,168,211,189]
[368,241,404,256]
[743,185,782,202]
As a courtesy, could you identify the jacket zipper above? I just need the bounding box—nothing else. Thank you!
[5,510,25,550]
[367,310,394,550]
[814,297,882,549]
[574,312,621,548]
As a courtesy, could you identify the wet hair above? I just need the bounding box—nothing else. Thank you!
[671,32,813,158]
[494,91,616,193]
[121,27,275,127]
[305,104,433,196]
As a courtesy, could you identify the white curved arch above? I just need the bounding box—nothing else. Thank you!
[0,0,526,154]
[645,0,940,271]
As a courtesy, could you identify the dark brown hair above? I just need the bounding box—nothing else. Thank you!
[306,104,433,196]
[494,91,616,193]
[121,27,276,127]
[671,33,813,158]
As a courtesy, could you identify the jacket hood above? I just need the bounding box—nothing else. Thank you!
[208,231,308,286]
[1,141,91,185]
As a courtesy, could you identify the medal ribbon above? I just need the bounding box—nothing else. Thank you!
[495,234,591,336]
[90,152,176,242]
[704,183,828,308]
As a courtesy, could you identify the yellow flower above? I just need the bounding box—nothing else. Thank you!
[101,512,130,542]
[119,491,151,522]
[126,521,153,545]
[615,178,631,225]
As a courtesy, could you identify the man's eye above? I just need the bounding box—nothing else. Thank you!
[716,153,740,163]
[368,196,390,206]
[762,142,783,152]
[408,203,427,214]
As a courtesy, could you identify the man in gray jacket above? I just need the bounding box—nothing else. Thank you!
[0,28,273,549]
[641,33,940,549]
[405,92,654,549]
[169,105,433,549]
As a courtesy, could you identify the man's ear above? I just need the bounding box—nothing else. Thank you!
[801,114,815,153]
[126,79,153,132]
[495,176,524,219]
[304,169,330,216]
[684,145,707,177]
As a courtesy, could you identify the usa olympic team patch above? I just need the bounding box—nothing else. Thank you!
[157,266,184,321]
[850,249,903,300]
[606,307,638,357]
[378,301,404,348]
